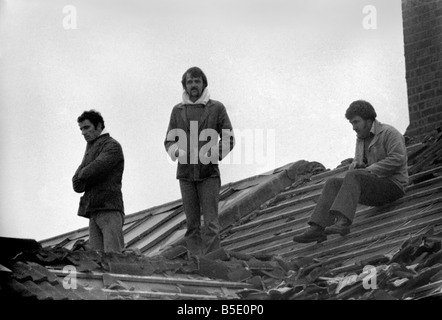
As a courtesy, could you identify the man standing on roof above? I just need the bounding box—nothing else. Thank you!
[72,110,125,253]
[165,67,235,255]
[293,100,408,244]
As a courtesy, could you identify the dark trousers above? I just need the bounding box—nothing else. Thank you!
[309,170,405,228]
[89,211,125,253]
[179,177,221,255]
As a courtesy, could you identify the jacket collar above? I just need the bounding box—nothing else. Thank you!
[359,119,382,148]
[88,132,110,146]
[177,89,212,131]
[100,128,109,136]
[371,119,383,136]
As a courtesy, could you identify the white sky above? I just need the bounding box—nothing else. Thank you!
[0,0,409,241]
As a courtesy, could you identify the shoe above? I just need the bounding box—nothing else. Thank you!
[325,214,351,236]
[293,225,327,243]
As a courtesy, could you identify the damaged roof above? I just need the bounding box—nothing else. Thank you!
[1,129,442,300]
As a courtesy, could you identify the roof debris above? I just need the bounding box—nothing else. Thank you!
[1,127,442,300]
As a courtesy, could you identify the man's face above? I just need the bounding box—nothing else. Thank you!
[349,116,373,139]
[79,119,102,142]
[185,74,204,102]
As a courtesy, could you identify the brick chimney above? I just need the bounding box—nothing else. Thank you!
[402,0,442,140]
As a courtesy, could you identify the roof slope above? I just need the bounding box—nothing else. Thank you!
[2,130,442,300]
[40,160,325,255]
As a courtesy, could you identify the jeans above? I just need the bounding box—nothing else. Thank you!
[309,170,405,228]
[89,211,125,252]
[179,177,221,255]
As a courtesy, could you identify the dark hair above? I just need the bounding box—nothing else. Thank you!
[345,100,377,121]
[77,110,105,129]
[181,66,208,89]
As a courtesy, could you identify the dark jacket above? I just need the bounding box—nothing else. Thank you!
[72,133,124,218]
[164,99,235,181]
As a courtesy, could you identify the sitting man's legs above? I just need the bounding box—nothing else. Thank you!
[293,170,404,243]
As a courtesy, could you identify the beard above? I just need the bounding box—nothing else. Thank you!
[188,87,202,100]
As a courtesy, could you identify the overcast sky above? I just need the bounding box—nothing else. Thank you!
[0,0,409,241]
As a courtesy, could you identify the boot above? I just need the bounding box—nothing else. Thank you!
[325,214,351,236]
[293,224,327,243]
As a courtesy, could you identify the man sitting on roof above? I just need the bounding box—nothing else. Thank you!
[293,100,409,244]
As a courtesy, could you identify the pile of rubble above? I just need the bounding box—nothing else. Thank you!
[232,228,442,300]
[1,225,441,300]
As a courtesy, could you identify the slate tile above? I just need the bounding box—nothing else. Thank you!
[26,262,59,285]
[75,259,102,273]
[268,287,294,300]
[273,256,291,272]
[204,248,230,261]
[21,280,55,300]
[304,266,326,283]
[35,248,68,264]
[236,289,270,300]
[419,250,442,269]
[149,257,182,274]
[303,283,329,296]
[430,269,442,282]
[106,280,132,291]
[197,257,230,280]
[245,275,265,289]
[11,261,56,289]
[108,262,155,276]
[37,281,68,300]
[102,251,139,265]
[259,268,287,280]
[11,268,32,283]
[6,279,38,299]
[245,258,277,271]
[359,255,390,266]
[335,284,365,300]
[180,260,199,274]
[391,264,442,299]
[251,253,274,261]
[102,273,118,287]
[327,264,363,277]
[289,256,318,271]
[366,289,399,300]
[227,268,253,282]
[71,239,88,251]
[228,251,253,261]
[261,276,282,290]
[53,238,72,249]
[160,245,188,260]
